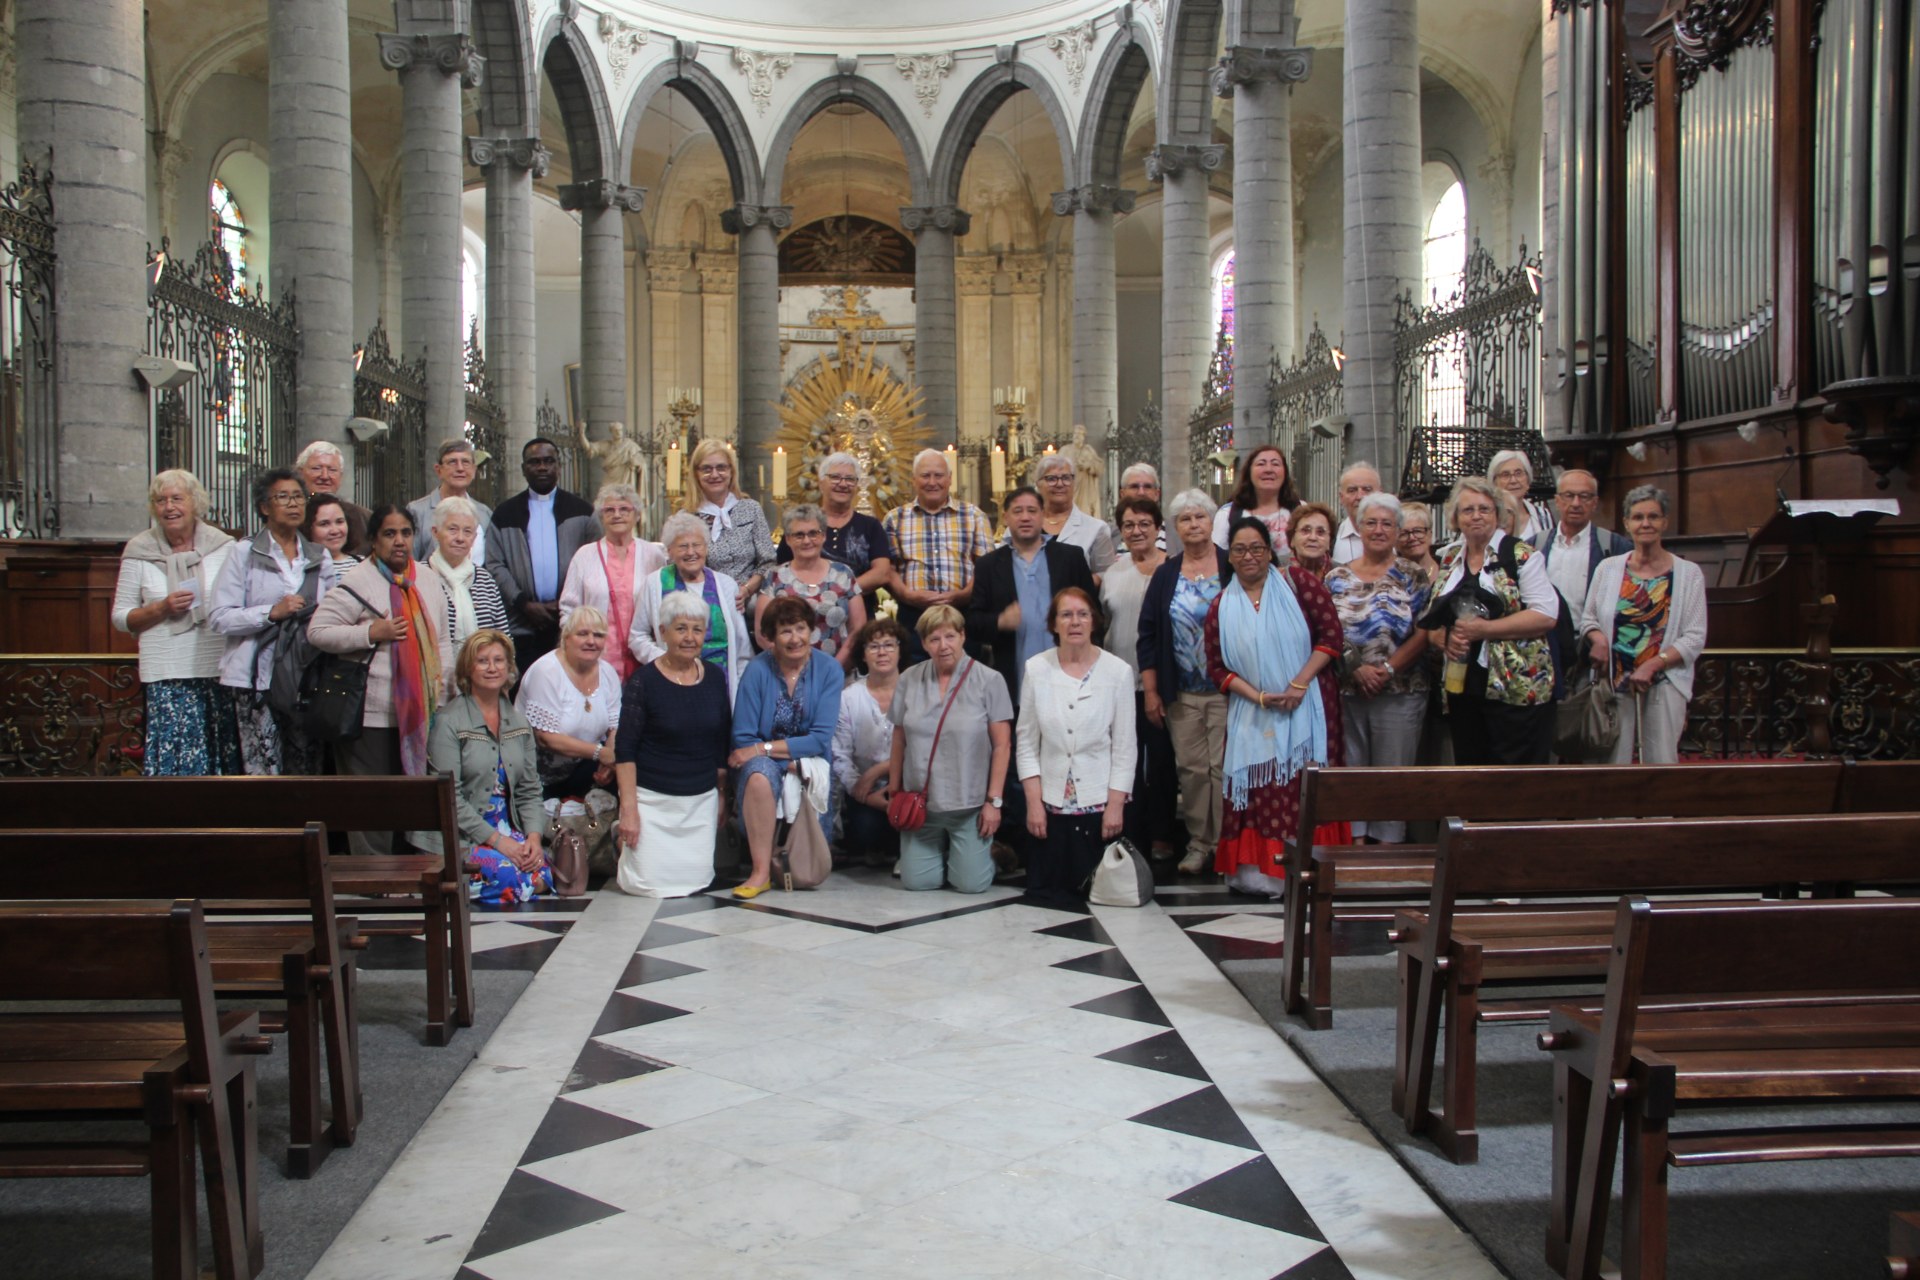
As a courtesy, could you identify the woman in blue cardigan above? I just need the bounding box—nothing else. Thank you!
[729,594,845,897]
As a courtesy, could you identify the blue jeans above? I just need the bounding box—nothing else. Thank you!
[900,808,994,893]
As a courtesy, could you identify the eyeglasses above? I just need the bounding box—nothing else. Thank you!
[268,492,307,506]
[696,464,731,476]
[864,640,900,652]
[1228,544,1270,558]
[787,529,824,540]
[824,474,858,485]
[1042,474,1073,484]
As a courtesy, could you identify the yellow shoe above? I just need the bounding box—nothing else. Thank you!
[732,882,769,900]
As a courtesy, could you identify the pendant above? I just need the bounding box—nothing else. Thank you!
[583,696,592,713]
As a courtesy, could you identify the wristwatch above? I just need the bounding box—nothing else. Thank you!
[987,795,1003,809]
[762,741,772,756]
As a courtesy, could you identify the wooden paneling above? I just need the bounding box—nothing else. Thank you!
[0,542,137,656]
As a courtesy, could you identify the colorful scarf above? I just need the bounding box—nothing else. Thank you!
[378,558,441,775]
[661,565,728,673]
[1219,565,1328,808]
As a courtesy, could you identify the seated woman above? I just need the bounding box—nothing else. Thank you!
[728,596,844,899]
[833,617,908,868]
[515,606,622,799]
[889,606,1012,894]
[613,592,732,897]
[417,629,551,904]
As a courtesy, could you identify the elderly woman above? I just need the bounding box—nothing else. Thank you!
[113,469,240,775]
[1016,588,1136,908]
[309,505,457,852]
[1325,493,1432,842]
[613,591,733,897]
[728,596,845,898]
[1580,485,1707,764]
[834,617,908,867]
[1211,443,1301,550]
[210,467,336,776]
[630,511,750,695]
[1288,502,1339,578]
[304,492,362,572]
[1031,452,1117,574]
[559,482,665,684]
[757,503,866,667]
[1426,476,1560,766]
[1207,516,1344,898]
[1141,489,1233,876]
[1398,501,1441,578]
[416,629,550,904]
[1489,449,1555,543]
[684,439,776,609]
[516,606,621,799]
[887,606,1013,893]
[1102,496,1178,861]
[781,451,893,620]
[426,495,508,649]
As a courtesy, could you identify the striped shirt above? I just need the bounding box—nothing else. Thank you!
[882,500,996,595]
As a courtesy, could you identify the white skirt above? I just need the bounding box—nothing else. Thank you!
[617,786,720,898]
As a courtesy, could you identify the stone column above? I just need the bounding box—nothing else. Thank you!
[699,260,740,444]
[380,30,482,469]
[1148,143,1226,485]
[271,0,356,485]
[646,247,692,430]
[469,136,549,458]
[15,0,148,537]
[1051,185,1134,451]
[559,181,644,442]
[720,205,789,462]
[1342,0,1422,481]
[1215,32,1313,453]
[956,255,998,446]
[900,205,970,440]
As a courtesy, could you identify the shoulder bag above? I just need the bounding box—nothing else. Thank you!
[1555,654,1620,761]
[771,802,833,891]
[1088,838,1155,908]
[887,660,973,833]
[301,583,379,742]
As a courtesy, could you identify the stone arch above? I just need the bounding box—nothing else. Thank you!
[470,0,535,135]
[929,59,1076,208]
[1078,35,1155,189]
[156,19,267,144]
[616,57,762,206]
[762,74,931,208]
[1158,0,1223,143]
[534,13,617,183]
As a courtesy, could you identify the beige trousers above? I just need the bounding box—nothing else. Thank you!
[1166,690,1228,858]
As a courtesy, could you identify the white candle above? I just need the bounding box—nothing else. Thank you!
[666,442,681,493]
[772,447,788,500]
[994,387,1003,405]
[1008,423,1020,458]
[990,446,1007,494]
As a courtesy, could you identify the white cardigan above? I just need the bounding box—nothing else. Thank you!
[1015,647,1137,810]
[627,567,751,699]
[558,538,666,630]
[111,546,233,683]
[1579,552,1708,699]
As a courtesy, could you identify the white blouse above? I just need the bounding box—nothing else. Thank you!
[831,677,896,799]
[514,651,623,744]
[111,546,233,683]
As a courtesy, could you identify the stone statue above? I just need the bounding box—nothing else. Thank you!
[1063,423,1105,515]
[577,419,647,493]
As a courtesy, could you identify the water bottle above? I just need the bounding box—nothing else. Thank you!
[1443,595,1491,694]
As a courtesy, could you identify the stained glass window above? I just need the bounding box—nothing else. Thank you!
[209,179,249,296]
[1212,250,1236,348]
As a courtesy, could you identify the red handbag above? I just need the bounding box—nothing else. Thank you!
[887,661,972,833]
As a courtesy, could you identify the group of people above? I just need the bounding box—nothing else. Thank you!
[114,427,1705,907]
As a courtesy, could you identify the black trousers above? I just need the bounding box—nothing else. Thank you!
[1449,695,1554,765]
[1025,810,1106,909]
[1125,692,1180,851]
[841,799,900,864]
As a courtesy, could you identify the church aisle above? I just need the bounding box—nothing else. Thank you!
[312,875,1497,1280]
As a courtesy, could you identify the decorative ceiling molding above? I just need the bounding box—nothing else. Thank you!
[1045,21,1097,92]
[894,52,955,119]
[596,11,651,87]
[731,48,795,117]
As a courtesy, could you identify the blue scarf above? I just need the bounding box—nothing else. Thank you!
[1219,565,1327,808]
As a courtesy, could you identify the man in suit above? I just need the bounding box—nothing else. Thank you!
[967,486,1096,702]
[1530,468,1630,612]
[296,441,371,556]
[486,437,597,672]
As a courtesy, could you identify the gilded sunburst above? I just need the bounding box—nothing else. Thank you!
[770,339,931,514]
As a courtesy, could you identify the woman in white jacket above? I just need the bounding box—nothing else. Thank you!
[1579,484,1707,764]
[558,482,664,684]
[627,511,750,699]
[1015,586,1136,908]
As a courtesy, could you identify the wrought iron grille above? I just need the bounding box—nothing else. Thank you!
[1109,394,1162,510]
[462,318,505,507]
[1681,650,1920,761]
[1393,241,1542,490]
[536,394,591,498]
[1269,323,1346,507]
[0,161,58,540]
[0,655,144,776]
[351,319,429,510]
[146,238,299,533]
[1187,321,1236,496]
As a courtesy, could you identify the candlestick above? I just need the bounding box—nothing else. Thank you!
[757,464,766,494]
[772,447,788,500]
[990,445,1007,494]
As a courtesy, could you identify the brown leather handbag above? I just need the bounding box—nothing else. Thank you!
[887,661,972,833]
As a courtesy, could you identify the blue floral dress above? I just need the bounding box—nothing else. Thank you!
[468,752,553,905]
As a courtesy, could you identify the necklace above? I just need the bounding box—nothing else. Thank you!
[659,659,701,686]
[567,660,598,712]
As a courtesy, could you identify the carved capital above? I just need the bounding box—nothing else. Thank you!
[645,247,695,290]
[719,204,794,235]
[379,32,484,88]
[558,180,645,213]
[697,261,739,293]
[899,205,973,237]
[1003,252,1048,294]
[1144,143,1227,183]
[1211,42,1313,97]
[467,136,551,177]
[955,255,999,293]
[1051,185,1137,217]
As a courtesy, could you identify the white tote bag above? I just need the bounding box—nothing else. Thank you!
[1087,839,1155,908]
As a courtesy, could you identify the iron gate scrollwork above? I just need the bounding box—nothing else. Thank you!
[463,318,504,507]
[1188,320,1236,497]
[1110,394,1162,511]
[147,237,299,533]
[352,319,428,510]
[0,160,58,540]
[1269,323,1345,507]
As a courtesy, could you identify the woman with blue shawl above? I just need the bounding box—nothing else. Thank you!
[1204,515,1345,898]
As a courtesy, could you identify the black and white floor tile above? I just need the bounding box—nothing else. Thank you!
[310,873,1496,1280]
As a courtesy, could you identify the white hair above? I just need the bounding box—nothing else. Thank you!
[296,441,344,469]
[594,482,641,513]
[1033,453,1075,480]
[1120,462,1160,487]
[431,495,480,528]
[820,452,862,479]
[1165,488,1217,524]
[1339,460,1381,485]
[1486,450,1533,482]
[656,589,709,635]
[659,511,708,550]
[561,605,608,639]
[911,448,951,476]
[1355,491,1403,526]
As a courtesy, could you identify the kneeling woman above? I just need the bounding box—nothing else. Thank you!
[420,630,552,904]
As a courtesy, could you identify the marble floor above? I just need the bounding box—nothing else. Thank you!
[310,873,1500,1280]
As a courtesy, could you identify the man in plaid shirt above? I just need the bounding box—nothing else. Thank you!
[884,448,997,662]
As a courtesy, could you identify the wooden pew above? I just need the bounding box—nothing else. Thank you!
[1543,897,1920,1280]
[0,901,271,1280]
[1395,811,1920,1164]
[1,824,362,1177]
[1283,761,1852,1029]
[1889,1211,1920,1279]
[0,776,472,1046]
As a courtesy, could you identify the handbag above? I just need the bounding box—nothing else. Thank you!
[288,582,379,742]
[548,823,590,896]
[1088,839,1155,908]
[1554,658,1620,761]
[887,660,973,833]
[546,791,618,896]
[771,809,832,891]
